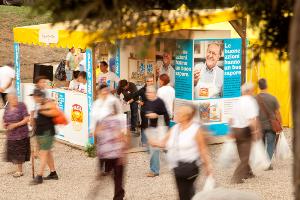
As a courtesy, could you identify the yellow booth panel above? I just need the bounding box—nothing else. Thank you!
[247,51,292,127]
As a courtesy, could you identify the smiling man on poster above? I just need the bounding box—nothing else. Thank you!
[194,41,224,99]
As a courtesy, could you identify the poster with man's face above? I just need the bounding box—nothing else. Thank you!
[193,40,224,100]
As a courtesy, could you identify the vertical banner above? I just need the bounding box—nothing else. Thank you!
[86,49,94,144]
[175,40,193,100]
[115,44,121,77]
[223,38,242,98]
[14,43,21,100]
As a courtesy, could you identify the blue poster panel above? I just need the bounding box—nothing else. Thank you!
[86,49,94,144]
[223,38,242,98]
[50,91,66,112]
[115,45,121,77]
[14,43,21,100]
[175,40,193,100]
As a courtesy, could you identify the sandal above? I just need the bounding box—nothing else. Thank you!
[12,172,23,178]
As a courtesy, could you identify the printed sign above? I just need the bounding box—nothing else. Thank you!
[14,43,21,100]
[39,29,59,44]
[51,91,65,111]
[223,38,242,98]
[115,44,121,77]
[175,40,193,100]
[86,49,94,143]
[193,38,242,135]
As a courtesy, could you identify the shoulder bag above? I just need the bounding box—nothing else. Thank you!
[257,95,282,133]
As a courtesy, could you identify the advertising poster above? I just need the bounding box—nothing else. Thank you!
[86,49,94,143]
[14,43,21,100]
[174,39,193,100]
[51,91,65,111]
[54,91,89,146]
[155,39,176,87]
[193,38,242,135]
[109,44,121,78]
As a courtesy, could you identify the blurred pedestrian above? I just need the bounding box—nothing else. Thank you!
[149,104,213,200]
[157,74,175,118]
[230,83,260,184]
[91,84,123,176]
[3,93,30,177]
[117,79,138,133]
[30,89,58,185]
[131,75,155,146]
[256,78,282,170]
[34,76,50,98]
[93,88,128,200]
[144,86,170,177]
[0,63,15,106]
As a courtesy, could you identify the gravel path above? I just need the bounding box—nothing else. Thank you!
[0,130,293,200]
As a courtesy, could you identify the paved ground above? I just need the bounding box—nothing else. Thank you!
[0,130,293,200]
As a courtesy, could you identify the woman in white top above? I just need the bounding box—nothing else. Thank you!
[149,104,212,200]
[91,84,123,176]
[157,74,175,118]
[230,83,260,184]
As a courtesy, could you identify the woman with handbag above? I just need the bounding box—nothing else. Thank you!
[149,104,213,200]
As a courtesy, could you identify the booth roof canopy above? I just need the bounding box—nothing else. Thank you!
[13,8,241,49]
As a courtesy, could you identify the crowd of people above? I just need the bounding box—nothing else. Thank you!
[0,58,284,200]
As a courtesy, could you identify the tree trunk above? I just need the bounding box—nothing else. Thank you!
[289,0,300,199]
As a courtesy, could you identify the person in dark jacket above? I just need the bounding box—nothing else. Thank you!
[144,86,170,177]
[30,89,58,185]
[131,75,155,146]
[117,79,138,133]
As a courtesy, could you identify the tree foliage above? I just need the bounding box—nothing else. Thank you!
[32,0,294,53]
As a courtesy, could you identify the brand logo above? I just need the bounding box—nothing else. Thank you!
[71,104,83,131]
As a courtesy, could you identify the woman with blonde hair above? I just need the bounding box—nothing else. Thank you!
[149,104,213,200]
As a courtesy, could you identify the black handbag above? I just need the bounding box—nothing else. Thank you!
[174,161,199,179]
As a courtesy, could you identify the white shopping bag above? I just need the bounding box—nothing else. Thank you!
[0,108,4,131]
[275,132,291,160]
[217,138,239,168]
[249,140,271,171]
[202,175,216,192]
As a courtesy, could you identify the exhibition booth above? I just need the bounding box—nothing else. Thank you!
[13,8,247,147]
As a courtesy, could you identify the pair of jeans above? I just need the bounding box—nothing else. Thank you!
[263,130,277,160]
[174,172,198,200]
[141,128,148,145]
[149,146,160,175]
[130,102,138,131]
[65,70,73,81]
[232,127,253,182]
[99,158,125,200]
